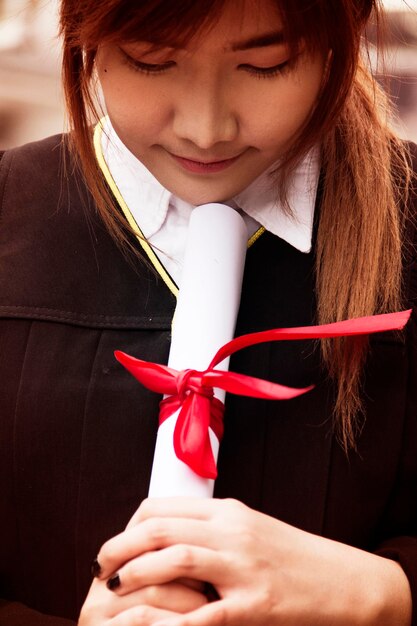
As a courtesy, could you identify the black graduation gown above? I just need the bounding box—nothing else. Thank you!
[0,135,416,624]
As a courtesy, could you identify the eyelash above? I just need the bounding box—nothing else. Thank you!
[241,62,290,79]
[125,59,176,75]
[122,55,290,79]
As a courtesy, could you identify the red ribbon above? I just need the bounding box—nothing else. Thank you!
[115,309,411,479]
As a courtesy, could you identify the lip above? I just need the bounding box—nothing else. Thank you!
[168,151,244,174]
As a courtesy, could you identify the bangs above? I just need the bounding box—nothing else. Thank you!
[76,0,231,49]
[63,0,352,56]
[277,0,375,58]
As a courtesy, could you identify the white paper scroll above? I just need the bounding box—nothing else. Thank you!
[148,204,248,498]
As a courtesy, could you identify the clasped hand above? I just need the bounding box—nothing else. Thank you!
[78,498,410,626]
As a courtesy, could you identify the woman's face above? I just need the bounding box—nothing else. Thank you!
[96,0,325,205]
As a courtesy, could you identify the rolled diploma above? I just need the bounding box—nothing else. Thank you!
[148,204,248,498]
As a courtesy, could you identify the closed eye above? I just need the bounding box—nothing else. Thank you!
[239,60,291,78]
[118,47,175,74]
[123,57,176,75]
[119,46,292,79]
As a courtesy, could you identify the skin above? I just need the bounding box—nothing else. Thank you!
[79,498,411,626]
[79,1,413,624]
[81,497,412,626]
[95,0,325,206]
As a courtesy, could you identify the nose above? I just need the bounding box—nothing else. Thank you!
[172,75,239,150]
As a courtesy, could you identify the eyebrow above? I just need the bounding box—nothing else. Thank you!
[229,31,286,52]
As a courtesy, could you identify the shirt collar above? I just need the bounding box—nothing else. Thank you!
[233,148,319,253]
[101,117,319,253]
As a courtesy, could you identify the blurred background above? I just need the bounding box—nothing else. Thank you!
[0,0,416,150]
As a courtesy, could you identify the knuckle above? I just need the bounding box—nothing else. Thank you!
[220,499,254,544]
[143,584,162,605]
[131,604,153,621]
[146,517,169,545]
[171,544,196,570]
[223,497,246,516]
[126,560,143,586]
[100,547,115,566]
[98,537,120,565]
[238,525,257,549]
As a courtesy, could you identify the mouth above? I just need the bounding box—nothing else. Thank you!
[167,151,244,174]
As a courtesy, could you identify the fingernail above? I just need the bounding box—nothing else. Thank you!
[91,558,102,577]
[106,574,121,591]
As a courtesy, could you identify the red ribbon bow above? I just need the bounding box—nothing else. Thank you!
[115,309,411,479]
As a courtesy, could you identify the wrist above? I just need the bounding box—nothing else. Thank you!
[359,555,412,626]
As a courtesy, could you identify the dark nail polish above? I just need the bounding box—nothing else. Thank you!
[91,558,102,578]
[107,574,121,591]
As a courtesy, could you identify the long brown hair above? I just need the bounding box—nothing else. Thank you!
[59,0,413,450]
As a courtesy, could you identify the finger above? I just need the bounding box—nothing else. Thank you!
[153,598,236,626]
[81,578,207,622]
[109,545,226,595]
[132,498,218,526]
[126,498,210,531]
[108,605,181,626]
[145,582,207,612]
[108,580,208,612]
[97,518,215,579]
[134,497,249,528]
[176,578,205,593]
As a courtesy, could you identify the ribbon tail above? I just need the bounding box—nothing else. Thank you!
[210,309,412,368]
[115,350,178,395]
[173,395,217,479]
[203,370,314,400]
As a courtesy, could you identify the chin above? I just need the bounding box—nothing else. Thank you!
[166,188,226,206]
[187,195,232,206]
[174,184,244,207]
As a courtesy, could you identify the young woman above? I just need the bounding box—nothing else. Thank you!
[0,0,416,624]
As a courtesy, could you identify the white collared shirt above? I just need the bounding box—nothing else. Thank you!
[101,117,320,285]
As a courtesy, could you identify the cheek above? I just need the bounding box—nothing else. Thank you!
[244,64,324,147]
[96,52,168,140]
[101,80,168,142]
